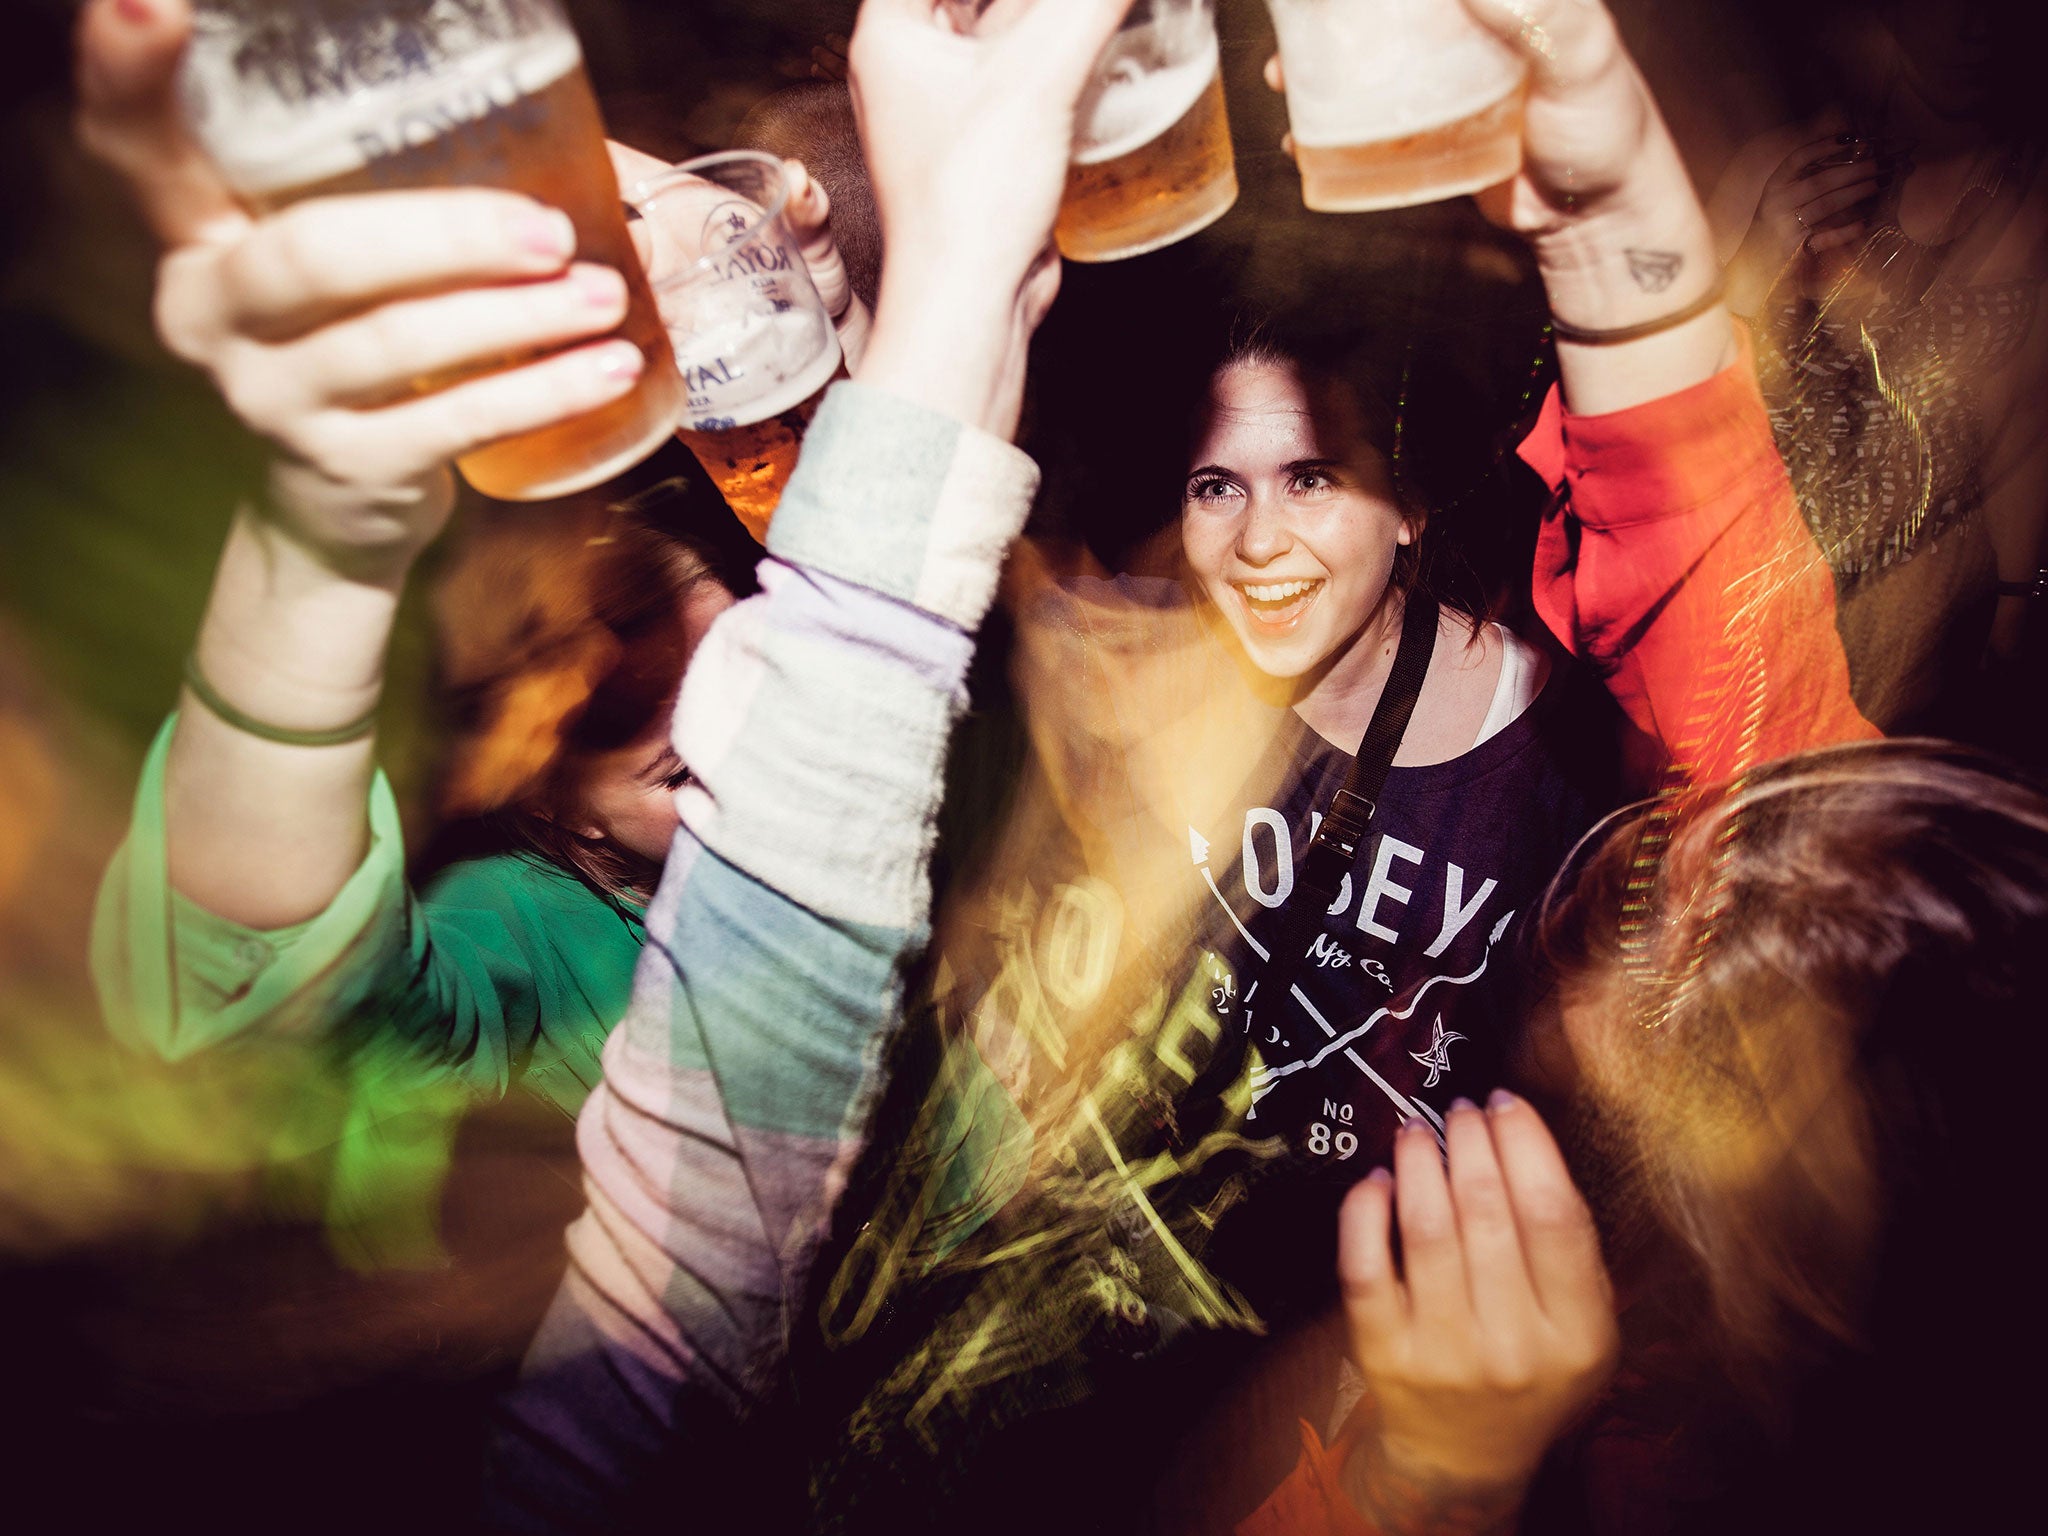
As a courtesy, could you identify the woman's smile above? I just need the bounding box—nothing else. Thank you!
[1233,576,1326,629]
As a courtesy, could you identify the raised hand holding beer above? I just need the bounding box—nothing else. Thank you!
[167,0,682,503]
[1457,0,1738,414]
[1261,1,1732,412]
[1265,0,1529,213]
[849,0,1137,439]
[81,0,674,524]
[155,188,650,549]
[73,0,669,928]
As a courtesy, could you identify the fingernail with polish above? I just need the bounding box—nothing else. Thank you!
[1399,1114,1430,1136]
[594,342,644,382]
[1488,1088,1519,1113]
[1449,1096,1479,1115]
[519,208,577,259]
[115,0,156,23]
[1367,1166,1393,1186]
[575,265,625,309]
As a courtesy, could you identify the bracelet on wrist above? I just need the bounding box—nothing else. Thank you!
[183,651,380,747]
[1549,274,1728,347]
[1995,570,2048,601]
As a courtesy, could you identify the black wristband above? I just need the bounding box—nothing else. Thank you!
[1995,570,2048,600]
[1549,275,1729,347]
[183,652,380,747]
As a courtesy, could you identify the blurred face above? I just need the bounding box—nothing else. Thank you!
[1181,360,1412,686]
[1886,0,1997,115]
[567,579,735,865]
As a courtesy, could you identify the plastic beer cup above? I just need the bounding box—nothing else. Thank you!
[942,0,1238,262]
[1265,0,1529,213]
[630,152,845,543]
[178,0,684,502]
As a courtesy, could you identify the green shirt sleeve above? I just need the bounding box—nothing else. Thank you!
[92,716,418,1058]
[89,715,627,1112]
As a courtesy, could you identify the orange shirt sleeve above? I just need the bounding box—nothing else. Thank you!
[1236,1420,1385,1536]
[1519,328,1878,786]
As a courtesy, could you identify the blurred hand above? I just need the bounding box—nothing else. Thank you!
[1749,135,1892,264]
[76,0,646,576]
[846,0,1134,435]
[812,32,853,81]
[1336,1093,1619,1527]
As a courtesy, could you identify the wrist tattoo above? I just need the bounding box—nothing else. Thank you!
[1625,248,1684,293]
[1341,1439,1526,1536]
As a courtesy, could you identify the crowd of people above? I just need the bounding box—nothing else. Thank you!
[9,0,2042,1531]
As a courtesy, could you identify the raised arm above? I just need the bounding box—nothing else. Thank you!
[487,0,1134,1523]
[77,0,650,932]
[1457,0,1735,415]
[1453,0,1876,779]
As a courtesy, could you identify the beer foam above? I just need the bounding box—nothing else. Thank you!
[671,308,841,430]
[182,25,581,195]
[1072,30,1218,166]
[1281,25,1523,148]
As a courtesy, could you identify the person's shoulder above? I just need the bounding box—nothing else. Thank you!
[1995,146,2048,284]
[1437,609,1506,689]
[1398,610,1507,765]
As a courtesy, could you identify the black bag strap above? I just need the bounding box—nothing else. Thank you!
[1255,592,1438,1023]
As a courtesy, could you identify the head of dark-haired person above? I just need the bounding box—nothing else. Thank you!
[431,505,735,905]
[1174,314,1526,720]
[1180,335,1427,688]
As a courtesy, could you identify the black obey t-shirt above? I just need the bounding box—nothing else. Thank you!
[810,591,1629,1535]
[1181,653,1619,1318]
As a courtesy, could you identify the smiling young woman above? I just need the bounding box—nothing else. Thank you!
[1156,323,1625,1330]
[1131,295,1884,1527]
[1179,339,1519,763]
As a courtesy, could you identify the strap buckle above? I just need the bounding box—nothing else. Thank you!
[1315,788,1376,863]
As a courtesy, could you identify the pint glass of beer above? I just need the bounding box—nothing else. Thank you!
[1057,0,1238,262]
[631,153,844,542]
[1265,0,1528,213]
[177,0,684,502]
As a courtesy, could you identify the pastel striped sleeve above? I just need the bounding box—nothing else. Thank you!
[530,380,1038,1465]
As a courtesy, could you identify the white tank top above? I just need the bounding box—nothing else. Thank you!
[1473,624,1544,748]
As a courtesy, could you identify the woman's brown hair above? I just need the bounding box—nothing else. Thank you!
[432,498,725,906]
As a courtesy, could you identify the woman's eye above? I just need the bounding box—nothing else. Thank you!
[661,764,695,791]
[1292,470,1336,494]
[1185,477,1240,502]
